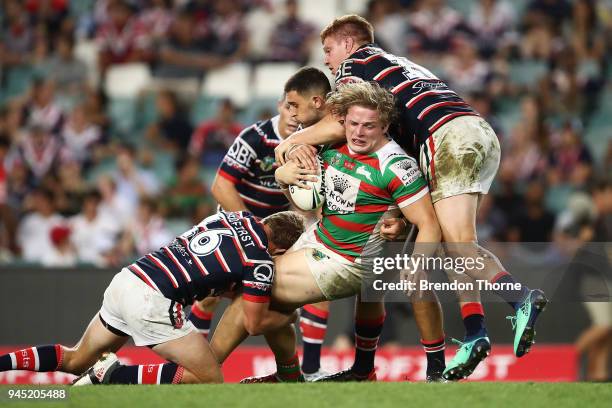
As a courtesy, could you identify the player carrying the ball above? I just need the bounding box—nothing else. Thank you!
[210,81,442,383]
[275,15,548,380]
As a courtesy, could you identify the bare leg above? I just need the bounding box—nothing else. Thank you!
[61,315,129,374]
[210,296,249,364]
[152,332,223,384]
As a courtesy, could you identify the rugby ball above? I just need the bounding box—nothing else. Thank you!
[288,158,325,211]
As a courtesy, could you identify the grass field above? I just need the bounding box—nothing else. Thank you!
[1,383,611,408]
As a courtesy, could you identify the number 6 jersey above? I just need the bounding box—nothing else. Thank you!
[128,211,274,306]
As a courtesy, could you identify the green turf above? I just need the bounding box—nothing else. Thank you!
[1,383,611,408]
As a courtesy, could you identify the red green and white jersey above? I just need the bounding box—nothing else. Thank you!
[316,140,428,261]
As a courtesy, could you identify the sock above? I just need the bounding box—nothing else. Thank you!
[189,306,213,339]
[109,363,184,384]
[275,353,302,382]
[461,303,488,340]
[0,345,63,372]
[352,314,385,376]
[491,272,531,311]
[299,305,329,374]
[421,336,446,374]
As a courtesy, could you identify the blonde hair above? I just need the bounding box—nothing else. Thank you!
[326,82,397,126]
[320,14,374,44]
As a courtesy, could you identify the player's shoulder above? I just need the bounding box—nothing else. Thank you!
[376,141,420,179]
[239,116,279,146]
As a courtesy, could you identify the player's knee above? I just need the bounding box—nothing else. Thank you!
[195,366,224,384]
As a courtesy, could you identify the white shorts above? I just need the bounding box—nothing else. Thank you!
[289,223,367,300]
[420,115,501,203]
[99,268,195,346]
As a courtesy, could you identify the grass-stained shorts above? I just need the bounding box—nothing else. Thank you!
[419,116,501,203]
[288,223,366,300]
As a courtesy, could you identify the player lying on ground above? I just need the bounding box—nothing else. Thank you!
[207,81,442,383]
[275,14,548,381]
[282,68,447,381]
[0,211,305,385]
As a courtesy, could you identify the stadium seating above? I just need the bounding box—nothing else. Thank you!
[201,63,252,108]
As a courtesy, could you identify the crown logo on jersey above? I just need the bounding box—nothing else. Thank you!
[395,160,413,172]
[331,175,350,194]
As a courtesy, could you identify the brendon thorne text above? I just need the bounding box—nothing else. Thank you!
[371,279,523,293]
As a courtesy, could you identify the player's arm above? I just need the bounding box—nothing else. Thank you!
[399,194,441,247]
[275,114,345,168]
[388,158,441,251]
[211,172,249,212]
[242,300,297,336]
[212,130,257,211]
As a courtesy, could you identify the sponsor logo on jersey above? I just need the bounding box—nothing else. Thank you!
[259,156,276,172]
[344,161,355,170]
[311,249,329,262]
[325,167,360,214]
[330,153,342,166]
[390,159,421,186]
[253,263,273,283]
[227,138,256,167]
[412,81,447,94]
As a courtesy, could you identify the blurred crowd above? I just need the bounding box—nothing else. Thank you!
[0,0,610,268]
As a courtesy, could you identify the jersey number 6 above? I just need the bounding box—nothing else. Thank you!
[188,229,234,256]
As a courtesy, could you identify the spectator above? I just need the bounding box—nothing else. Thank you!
[41,224,77,267]
[571,0,606,61]
[22,78,64,135]
[406,0,467,55]
[547,121,593,187]
[162,155,207,218]
[442,36,492,96]
[521,0,572,60]
[467,0,517,58]
[508,181,556,242]
[266,0,315,65]
[54,160,89,215]
[154,10,225,79]
[96,0,151,75]
[7,125,62,182]
[119,197,173,257]
[70,190,120,266]
[59,105,102,166]
[190,98,242,168]
[208,0,248,59]
[16,188,63,262]
[364,0,406,56]
[82,88,110,136]
[112,143,161,213]
[144,90,193,152]
[0,0,36,70]
[96,174,133,229]
[24,0,71,37]
[36,34,88,97]
[138,0,175,47]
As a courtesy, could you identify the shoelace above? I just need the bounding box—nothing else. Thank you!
[450,337,469,351]
[506,294,531,330]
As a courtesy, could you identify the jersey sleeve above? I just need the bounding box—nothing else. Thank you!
[242,261,274,303]
[217,126,259,183]
[385,156,429,208]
